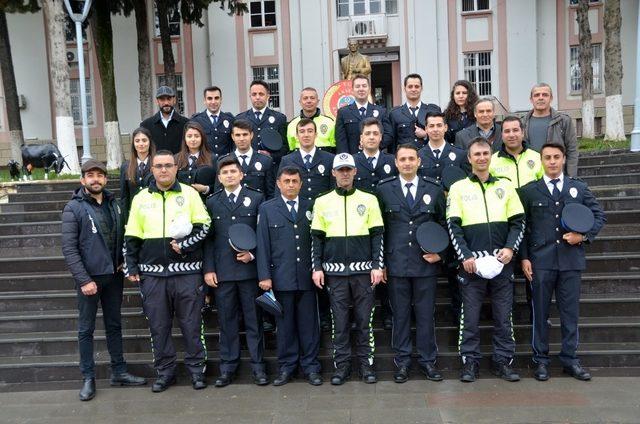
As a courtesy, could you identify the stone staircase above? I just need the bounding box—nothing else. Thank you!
[0,151,639,387]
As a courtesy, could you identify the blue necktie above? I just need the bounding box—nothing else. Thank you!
[359,107,366,117]
[433,149,440,160]
[254,111,262,122]
[304,154,312,170]
[211,115,218,126]
[228,192,236,204]
[405,182,415,208]
[287,200,297,221]
[367,156,375,168]
[550,178,561,200]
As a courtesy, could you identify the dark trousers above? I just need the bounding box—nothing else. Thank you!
[215,278,265,374]
[139,273,206,377]
[388,276,438,367]
[376,283,392,320]
[274,290,321,375]
[446,266,462,322]
[326,274,375,369]
[459,267,515,364]
[530,269,582,367]
[77,273,126,378]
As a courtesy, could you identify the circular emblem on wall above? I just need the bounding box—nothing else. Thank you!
[322,80,356,120]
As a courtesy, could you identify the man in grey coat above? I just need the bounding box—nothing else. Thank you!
[454,98,503,153]
[521,83,578,177]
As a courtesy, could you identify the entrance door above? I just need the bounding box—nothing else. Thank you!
[370,62,392,110]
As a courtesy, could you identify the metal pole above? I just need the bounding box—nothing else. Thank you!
[64,0,93,162]
[631,2,640,151]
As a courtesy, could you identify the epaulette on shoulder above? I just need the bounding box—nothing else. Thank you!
[217,153,231,160]
[495,175,512,182]
[420,175,440,186]
[207,188,224,198]
[319,113,335,122]
[390,105,404,113]
[378,175,397,185]
[190,111,201,119]
[568,176,585,183]
[316,188,334,198]
[520,179,537,190]
[244,185,263,193]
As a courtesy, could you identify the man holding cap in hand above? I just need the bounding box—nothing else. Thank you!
[376,144,447,383]
[518,143,605,381]
[311,153,385,385]
[446,137,525,383]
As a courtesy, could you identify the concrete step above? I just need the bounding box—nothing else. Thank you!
[0,256,67,274]
[578,162,640,177]
[580,173,640,186]
[599,196,640,211]
[0,200,72,213]
[7,189,120,203]
[585,253,640,273]
[599,223,640,237]
[0,222,60,236]
[603,210,639,225]
[0,211,62,224]
[1,342,639,384]
[2,316,638,358]
[12,180,119,193]
[590,184,640,198]
[578,151,640,166]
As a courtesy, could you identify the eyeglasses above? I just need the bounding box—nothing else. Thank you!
[152,164,176,170]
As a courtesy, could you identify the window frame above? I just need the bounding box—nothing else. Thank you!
[463,51,493,96]
[70,77,95,126]
[336,0,397,18]
[569,43,603,95]
[461,0,490,13]
[251,65,281,110]
[156,74,185,114]
[154,3,181,37]
[249,0,277,28]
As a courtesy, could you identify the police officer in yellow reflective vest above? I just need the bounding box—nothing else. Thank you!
[311,153,384,385]
[124,150,211,393]
[287,87,336,153]
[446,138,525,383]
[489,116,543,188]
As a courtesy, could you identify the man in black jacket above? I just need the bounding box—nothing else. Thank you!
[140,86,189,154]
[61,160,146,401]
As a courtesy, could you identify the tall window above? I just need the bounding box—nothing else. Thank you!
[337,0,396,17]
[70,78,94,125]
[569,44,602,93]
[154,3,181,37]
[252,66,280,109]
[464,51,492,96]
[250,0,276,27]
[156,75,184,113]
[462,0,489,12]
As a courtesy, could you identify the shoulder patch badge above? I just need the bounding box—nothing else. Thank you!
[255,161,263,171]
[495,188,505,200]
[449,152,456,161]
[268,116,275,124]
[318,164,325,174]
[423,194,431,205]
[527,159,535,169]
[243,196,251,207]
[357,204,366,216]
[569,187,578,198]
[176,196,185,207]
[383,164,391,174]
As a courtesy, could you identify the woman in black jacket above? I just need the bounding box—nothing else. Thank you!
[175,121,217,198]
[119,127,155,223]
[444,80,478,145]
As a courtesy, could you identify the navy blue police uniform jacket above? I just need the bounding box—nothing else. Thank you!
[518,177,606,271]
[389,103,441,150]
[256,196,314,291]
[216,151,276,199]
[353,151,397,193]
[235,108,289,162]
[203,186,264,281]
[190,111,235,156]
[417,143,470,183]
[277,150,335,202]
[335,102,393,154]
[376,175,447,277]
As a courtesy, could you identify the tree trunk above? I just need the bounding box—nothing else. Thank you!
[155,0,176,91]
[89,0,122,169]
[133,0,153,119]
[577,0,594,139]
[604,0,626,141]
[0,10,24,164]
[42,0,80,174]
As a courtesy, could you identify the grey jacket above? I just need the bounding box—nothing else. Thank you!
[454,121,503,153]
[522,108,578,177]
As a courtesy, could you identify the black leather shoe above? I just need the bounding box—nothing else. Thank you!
[253,371,269,386]
[420,363,443,381]
[359,365,377,384]
[79,378,96,401]
[110,372,147,386]
[492,362,520,382]
[151,375,176,393]
[563,364,591,381]
[330,366,351,385]
[191,373,207,390]
[460,361,479,383]
[393,366,409,383]
[272,371,292,386]
[214,372,234,388]
[307,372,323,386]
[534,363,549,381]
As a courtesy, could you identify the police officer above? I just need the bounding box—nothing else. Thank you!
[518,143,605,381]
[256,166,322,386]
[287,87,336,153]
[376,144,446,383]
[62,160,147,401]
[336,74,393,154]
[389,74,441,150]
[490,116,543,188]
[418,112,469,183]
[311,153,385,385]
[354,117,397,194]
[236,80,289,165]
[124,151,211,392]
[217,119,276,198]
[279,118,335,203]
[203,156,268,387]
[447,138,525,383]
[190,86,235,156]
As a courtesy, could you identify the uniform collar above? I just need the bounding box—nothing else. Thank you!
[149,179,182,193]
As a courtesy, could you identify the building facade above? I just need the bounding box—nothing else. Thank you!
[0,0,638,162]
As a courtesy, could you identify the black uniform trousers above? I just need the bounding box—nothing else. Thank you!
[77,273,127,378]
[326,274,375,369]
[215,278,265,374]
[139,273,206,377]
[530,269,581,367]
[274,290,321,375]
[459,266,515,364]
[388,276,438,367]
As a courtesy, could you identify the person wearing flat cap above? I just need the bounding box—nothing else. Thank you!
[62,160,146,401]
[311,152,385,385]
[203,156,268,387]
[140,85,189,154]
[446,137,525,383]
[518,143,605,382]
